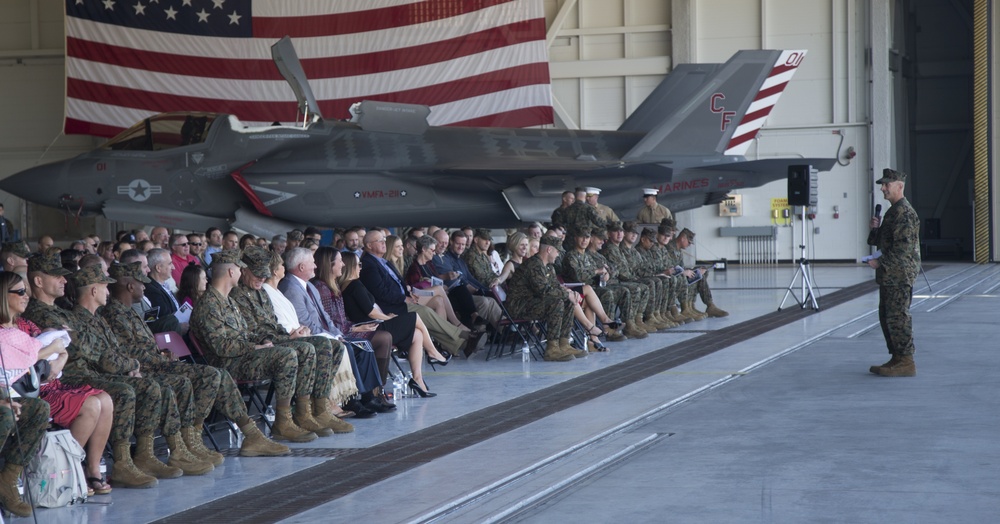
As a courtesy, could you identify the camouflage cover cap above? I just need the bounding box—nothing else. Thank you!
[2,241,30,258]
[660,217,677,230]
[286,230,304,241]
[212,248,248,269]
[70,264,116,287]
[876,168,906,184]
[606,221,624,232]
[539,236,561,249]
[473,228,492,240]
[241,246,272,279]
[622,221,638,233]
[679,228,695,241]
[108,261,151,283]
[591,228,608,240]
[27,253,71,276]
[640,227,657,239]
[571,227,592,238]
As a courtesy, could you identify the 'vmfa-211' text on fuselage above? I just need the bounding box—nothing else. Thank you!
[0,38,835,234]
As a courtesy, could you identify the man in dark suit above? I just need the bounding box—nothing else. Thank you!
[143,248,186,334]
[279,247,392,414]
[359,230,468,357]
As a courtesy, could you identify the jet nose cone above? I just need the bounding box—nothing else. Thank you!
[0,163,67,208]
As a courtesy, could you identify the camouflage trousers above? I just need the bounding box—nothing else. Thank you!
[878,284,915,356]
[594,283,634,321]
[216,345,304,401]
[614,281,650,318]
[508,294,574,339]
[147,361,224,427]
[297,336,342,399]
[62,373,164,443]
[635,276,668,315]
[0,397,49,466]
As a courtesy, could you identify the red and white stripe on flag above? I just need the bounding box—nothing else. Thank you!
[64,0,554,137]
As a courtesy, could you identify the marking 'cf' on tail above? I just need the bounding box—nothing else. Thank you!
[724,50,805,156]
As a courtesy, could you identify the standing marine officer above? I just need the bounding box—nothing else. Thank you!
[867,168,921,377]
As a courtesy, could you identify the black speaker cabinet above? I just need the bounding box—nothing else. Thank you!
[787,165,817,206]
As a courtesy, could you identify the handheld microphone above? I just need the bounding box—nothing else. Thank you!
[874,204,882,217]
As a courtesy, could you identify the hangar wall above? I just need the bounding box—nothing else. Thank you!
[0,0,991,261]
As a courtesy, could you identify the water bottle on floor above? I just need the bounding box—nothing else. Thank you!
[264,405,276,425]
[521,341,530,362]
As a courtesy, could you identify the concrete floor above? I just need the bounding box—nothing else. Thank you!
[21,263,1000,523]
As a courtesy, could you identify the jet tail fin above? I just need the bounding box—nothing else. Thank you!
[622,50,806,161]
[271,36,324,123]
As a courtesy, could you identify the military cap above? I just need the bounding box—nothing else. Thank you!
[27,253,71,276]
[70,264,115,288]
[606,221,624,232]
[591,228,608,240]
[211,248,248,268]
[2,241,30,258]
[241,246,272,279]
[622,221,638,234]
[571,227,592,238]
[539,236,561,249]
[473,228,492,240]
[875,168,906,184]
[585,187,601,195]
[108,261,151,283]
[643,188,659,197]
[679,228,695,241]
[660,217,677,230]
[657,224,672,236]
[640,227,657,239]
[286,229,304,241]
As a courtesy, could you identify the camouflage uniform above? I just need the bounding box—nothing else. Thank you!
[101,297,251,424]
[603,240,664,318]
[191,286,305,400]
[505,255,574,339]
[871,196,921,357]
[23,298,166,442]
[560,202,606,249]
[666,240,713,305]
[550,206,571,227]
[638,240,683,309]
[463,248,499,289]
[0,397,49,467]
[562,249,634,321]
[590,246,648,320]
[229,282,341,399]
[73,305,183,438]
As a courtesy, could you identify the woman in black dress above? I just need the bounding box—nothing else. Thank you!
[338,252,450,397]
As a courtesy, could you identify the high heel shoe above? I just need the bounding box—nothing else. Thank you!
[407,378,437,398]
[604,319,622,330]
[427,351,452,366]
[585,323,605,337]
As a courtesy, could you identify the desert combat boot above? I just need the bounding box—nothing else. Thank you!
[876,355,916,377]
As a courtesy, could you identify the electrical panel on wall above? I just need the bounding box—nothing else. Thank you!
[719,194,742,217]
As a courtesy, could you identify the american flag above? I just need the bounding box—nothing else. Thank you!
[64,0,554,137]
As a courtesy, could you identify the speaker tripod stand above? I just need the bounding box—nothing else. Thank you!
[778,207,819,311]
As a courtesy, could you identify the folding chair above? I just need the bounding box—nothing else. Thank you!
[485,285,544,361]
[154,331,193,362]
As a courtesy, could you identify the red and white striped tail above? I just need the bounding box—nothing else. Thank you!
[724,50,806,156]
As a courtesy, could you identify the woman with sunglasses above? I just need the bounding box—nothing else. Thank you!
[0,272,113,516]
[0,273,115,501]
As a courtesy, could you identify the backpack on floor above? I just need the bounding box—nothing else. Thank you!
[25,429,88,507]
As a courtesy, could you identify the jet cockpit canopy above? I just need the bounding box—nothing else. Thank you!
[102,112,221,151]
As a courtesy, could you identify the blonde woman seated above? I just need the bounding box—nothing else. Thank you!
[261,251,357,416]
[499,231,529,284]
[339,252,450,397]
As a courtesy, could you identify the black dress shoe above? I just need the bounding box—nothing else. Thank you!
[343,398,377,419]
[365,396,396,413]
